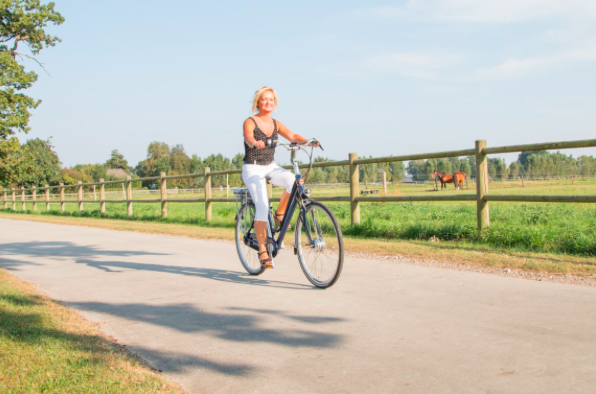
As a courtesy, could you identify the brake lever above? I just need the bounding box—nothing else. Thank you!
[312,139,324,151]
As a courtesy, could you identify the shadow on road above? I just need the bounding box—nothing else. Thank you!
[130,345,255,376]
[75,258,314,290]
[69,300,345,373]
[0,241,168,259]
[0,256,42,271]
[0,240,312,290]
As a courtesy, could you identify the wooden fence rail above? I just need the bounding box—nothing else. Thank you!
[2,138,596,237]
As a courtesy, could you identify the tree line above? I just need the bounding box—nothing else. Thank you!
[4,138,596,193]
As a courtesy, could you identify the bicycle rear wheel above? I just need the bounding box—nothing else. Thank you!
[235,203,265,275]
[295,201,344,288]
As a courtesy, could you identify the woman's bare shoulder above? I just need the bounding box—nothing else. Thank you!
[275,119,288,130]
[243,117,255,130]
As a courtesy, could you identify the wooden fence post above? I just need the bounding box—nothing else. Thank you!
[126,176,133,216]
[267,182,273,199]
[78,181,83,212]
[3,190,7,209]
[99,179,105,213]
[475,140,490,234]
[12,188,16,210]
[21,187,25,211]
[160,172,167,218]
[32,186,37,212]
[60,183,65,212]
[349,152,360,225]
[205,167,212,222]
[45,185,50,211]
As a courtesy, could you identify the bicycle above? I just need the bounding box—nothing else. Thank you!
[234,139,344,289]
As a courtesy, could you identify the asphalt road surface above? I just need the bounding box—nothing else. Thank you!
[1,218,595,394]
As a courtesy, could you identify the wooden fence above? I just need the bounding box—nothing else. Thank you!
[3,138,596,235]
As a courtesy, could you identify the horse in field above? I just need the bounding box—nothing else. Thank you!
[454,171,467,190]
[432,170,454,190]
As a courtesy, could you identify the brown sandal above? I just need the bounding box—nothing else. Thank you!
[258,251,274,269]
[274,211,291,230]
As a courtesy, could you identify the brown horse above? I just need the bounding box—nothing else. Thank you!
[432,170,454,190]
[454,172,467,190]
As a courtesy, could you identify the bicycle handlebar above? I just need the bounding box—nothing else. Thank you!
[269,138,324,151]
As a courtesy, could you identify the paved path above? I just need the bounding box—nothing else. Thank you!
[1,218,595,394]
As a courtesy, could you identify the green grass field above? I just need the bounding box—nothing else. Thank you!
[0,269,186,394]
[2,178,596,256]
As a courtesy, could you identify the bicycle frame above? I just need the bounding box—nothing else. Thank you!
[241,141,320,258]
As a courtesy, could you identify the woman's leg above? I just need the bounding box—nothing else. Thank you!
[268,164,295,223]
[254,220,268,255]
[242,164,272,262]
[276,191,290,217]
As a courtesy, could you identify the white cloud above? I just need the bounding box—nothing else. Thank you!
[471,42,596,80]
[370,0,596,22]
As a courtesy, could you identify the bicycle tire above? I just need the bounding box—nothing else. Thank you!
[295,201,344,288]
[235,203,266,275]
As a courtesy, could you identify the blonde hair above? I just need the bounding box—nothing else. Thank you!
[251,86,278,114]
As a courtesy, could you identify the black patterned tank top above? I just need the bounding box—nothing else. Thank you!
[243,117,278,165]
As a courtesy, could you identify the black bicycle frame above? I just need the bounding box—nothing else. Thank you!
[271,171,316,256]
[275,176,301,237]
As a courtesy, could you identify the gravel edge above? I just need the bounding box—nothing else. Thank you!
[345,251,596,287]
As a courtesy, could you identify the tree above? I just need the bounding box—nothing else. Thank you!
[135,141,171,188]
[74,163,106,182]
[436,158,452,174]
[407,160,425,181]
[388,161,405,183]
[467,155,476,179]
[147,141,170,160]
[20,137,61,186]
[0,137,25,186]
[508,162,520,179]
[0,136,59,188]
[359,158,378,188]
[170,144,191,174]
[488,157,508,180]
[153,156,171,176]
[518,150,546,168]
[459,159,472,177]
[105,149,129,169]
[0,1,64,140]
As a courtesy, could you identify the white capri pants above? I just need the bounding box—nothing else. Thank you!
[242,163,295,222]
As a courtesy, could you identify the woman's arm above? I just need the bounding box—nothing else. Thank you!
[277,121,319,146]
[277,121,309,144]
[243,119,266,149]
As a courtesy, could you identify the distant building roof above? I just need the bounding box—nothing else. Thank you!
[106,168,129,179]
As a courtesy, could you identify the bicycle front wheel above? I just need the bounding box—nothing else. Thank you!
[295,201,344,288]
[235,203,265,275]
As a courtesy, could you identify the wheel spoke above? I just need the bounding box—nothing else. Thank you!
[235,204,265,275]
[296,202,344,288]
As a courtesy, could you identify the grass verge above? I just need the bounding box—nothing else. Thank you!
[0,268,187,394]
[1,210,595,278]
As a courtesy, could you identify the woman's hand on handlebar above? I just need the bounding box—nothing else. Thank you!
[252,140,266,149]
[308,139,323,150]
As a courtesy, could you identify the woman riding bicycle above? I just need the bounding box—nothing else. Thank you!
[242,86,319,269]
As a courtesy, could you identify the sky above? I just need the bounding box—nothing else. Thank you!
[21,0,596,167]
